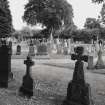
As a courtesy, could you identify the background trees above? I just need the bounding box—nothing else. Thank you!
[84,18,101,29]
[0,0,12,38]
[92,0,104,3]
[23,0,74,38]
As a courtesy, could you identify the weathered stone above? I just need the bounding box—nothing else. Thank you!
[19,56,34,98]
[36,44,48,55]
[16,45,21,55]
[28,44,35,56]
[94,40,105,69]
[0,40,13,88]
[87,55,94,70]
[63,46,93,105]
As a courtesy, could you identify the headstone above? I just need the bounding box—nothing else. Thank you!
[36,43,48,55]
[8,41,13,81]
[28,43,35,56]
[87,55,94,70]
[19,56,34,98]
[94,40,105,69]
[63,47,68,55]
[63,46,94,105]
[0,40,13,88]
[16,45,21,55]
[67,39,71,54]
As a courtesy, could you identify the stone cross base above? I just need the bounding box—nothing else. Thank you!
[63,81,94,105]
[94,64,105,69]
[19,74,33,98]
[94,58,105,69]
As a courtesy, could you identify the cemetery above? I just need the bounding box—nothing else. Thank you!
[0,0,105,105]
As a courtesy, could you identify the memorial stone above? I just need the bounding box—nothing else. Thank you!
[0,40,12,88]
[95,40,105,69]
[16,45,21,55]
[87,55,94,70]
[36,43,48,55]
[19,56,34,98]
[28,43,35,56]
[63,46,94,105]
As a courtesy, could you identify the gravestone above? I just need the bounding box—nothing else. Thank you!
[36,43,48,55]
[28,43,35,56]
[16,45,21,55]
[87,55,94,70]
[95,40,105,69]
[8,41,13,81]
[63,46,94,105]
[19,56,34,98]
[0,40,13,88]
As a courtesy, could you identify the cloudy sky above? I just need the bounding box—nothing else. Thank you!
[8,0,102,30]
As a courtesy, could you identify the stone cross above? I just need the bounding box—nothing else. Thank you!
[24,56,34,75]
[19,56,34,98]
[71,46,88,84]
[63,46,93,105]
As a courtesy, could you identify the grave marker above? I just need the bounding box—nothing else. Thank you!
[36,43,48,55]
[63,46,94,105]
[95,40,105,69]
[16,45,21,55]
[28,43,35,56]
[0,40,13,88]
[19,56,34,98]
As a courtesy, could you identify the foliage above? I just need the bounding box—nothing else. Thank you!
[84,18,101,29]
[100,3,105,24]
[0,0,12,38]
[92,0,104,3]
[20,26,32,38]
[54,23,77,39]
[99,27,105,39]
[71,29,100,43]
[23,0,74,37]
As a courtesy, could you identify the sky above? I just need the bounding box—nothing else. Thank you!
[8,0,103,30]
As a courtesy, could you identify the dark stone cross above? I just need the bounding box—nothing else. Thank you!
[19,56,34,98]
[63,46,94,105]
[71,46,88,84]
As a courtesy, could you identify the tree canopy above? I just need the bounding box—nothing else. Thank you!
[92,0,104,3]
[84,18,101,29]
[0,0,12,38]
[23,0,74,37]
[100,4,105,24]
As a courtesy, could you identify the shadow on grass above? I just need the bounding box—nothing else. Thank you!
[43,63,74,70]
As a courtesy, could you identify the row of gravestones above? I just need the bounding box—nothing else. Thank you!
[15,41,97,56]
[15,43,104,70]
[16,43,48,56]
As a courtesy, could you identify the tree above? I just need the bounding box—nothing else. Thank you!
[92,0,104,3]
[84,18,101,29]
[100,3,105,24]
[23,0,74,37]
[0,0,12,38]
